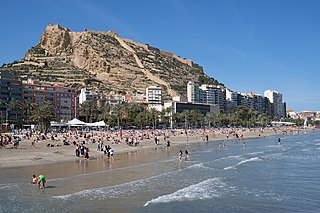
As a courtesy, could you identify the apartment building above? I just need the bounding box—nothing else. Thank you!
[264,89,286,118]
[0,70,22,121]
[22,79,78,121]
[146,86,162,105]
[187,81,226,111]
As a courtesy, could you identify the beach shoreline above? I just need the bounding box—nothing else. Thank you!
[0,127,318,213]
[0,127,311,171]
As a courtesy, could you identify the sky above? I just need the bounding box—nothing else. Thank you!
[1,0,320,111]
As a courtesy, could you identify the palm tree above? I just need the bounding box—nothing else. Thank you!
[136,111,147,129]
[206,112,218,128]
[161,106,173,128]
[148,108,160,129]
[179,110,190,130]
[29,102,55,133]
[190,109,204,128]
[97,104,112,124]
[0,99,8,123]
[23,102,36,124]
[119,102,130,127]
[128,103,145,127]
[79,100,97,123]
[8,100,23,121]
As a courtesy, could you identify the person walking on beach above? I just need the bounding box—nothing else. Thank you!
[106,145,111,158]
[240,134,244,141]
[166,140,171,149]
[75,144,80,157]
[178,150,183,161]
[84,147,89,160]
[185,150,190,161]
[109,148,114,161]
[30,140,36,148]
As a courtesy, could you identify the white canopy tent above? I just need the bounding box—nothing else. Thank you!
[67,118,86,126]
[85,121,106,127]
[66,118,107,127]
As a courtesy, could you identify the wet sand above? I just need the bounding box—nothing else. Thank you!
[0,127,309,187]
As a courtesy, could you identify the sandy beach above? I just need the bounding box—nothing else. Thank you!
[0,127,309,171]
[0,126,318,213]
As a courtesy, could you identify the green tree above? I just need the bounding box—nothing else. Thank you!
[135,111,147,129]
[23,102,36,124]
[79,101,97,123]
[148,108,160,129]
[97,104,112,124]
[205,112,219,128]
[29,102,55,132]
[8,100,23,121]
[161,106,173,128]
[0,100,8,123]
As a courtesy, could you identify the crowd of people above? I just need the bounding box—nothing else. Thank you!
[5,125,306,190]
[1,126,305,152]
[0,134,21,148]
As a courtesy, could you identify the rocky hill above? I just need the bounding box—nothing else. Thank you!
[1,24,223,98]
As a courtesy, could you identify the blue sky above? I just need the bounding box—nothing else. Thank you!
[1,0,319,111]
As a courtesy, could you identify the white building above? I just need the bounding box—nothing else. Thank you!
[146,86,162,105]
[187,81,226,110]
[79,88,94,105]
[200,84,226,110]
[264,89,285,118]
[96,94,126,106]
[187,81,200,103]
[226,88,241,109]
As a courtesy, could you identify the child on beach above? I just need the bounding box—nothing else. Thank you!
[31,175,37,184]
[37,175,46,189]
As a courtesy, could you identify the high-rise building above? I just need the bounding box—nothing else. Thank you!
[226,89,240,109]
[22,79,78,121]
[240,93,255,109]
[187,81,200,103]
[187,81,226,111]
[79,88,94,105]
[244,92,270,114]
[146,86,162,105]
[0,70,22,121]
[146,86,162,111]
[264,89,285,118]
[200,84,226,111]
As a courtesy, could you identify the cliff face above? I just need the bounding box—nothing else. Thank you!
[4,24,222,98]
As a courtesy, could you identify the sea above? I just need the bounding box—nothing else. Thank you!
[1,131,320,213]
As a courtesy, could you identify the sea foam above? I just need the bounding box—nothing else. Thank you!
[224,157,261,170]
[144,177,228,206]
